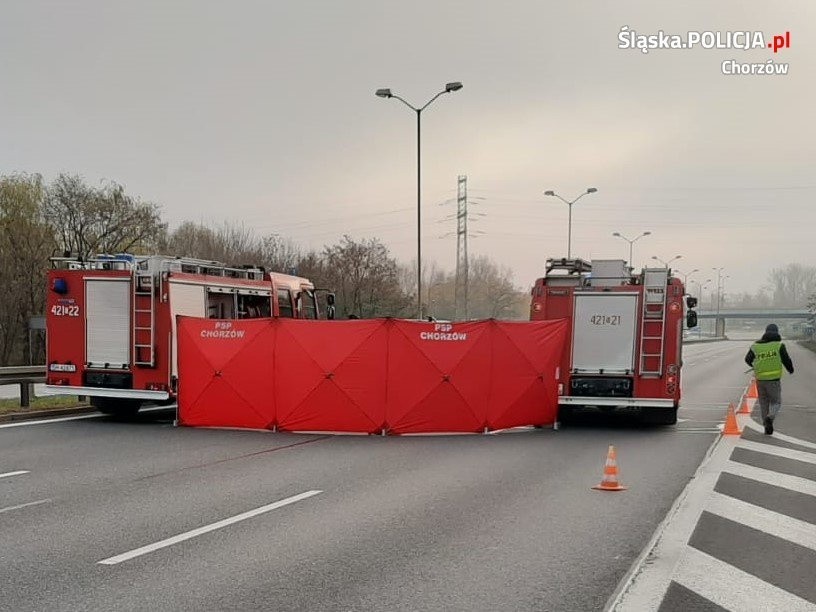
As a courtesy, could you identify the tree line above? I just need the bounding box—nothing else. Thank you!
[0,173,530,365]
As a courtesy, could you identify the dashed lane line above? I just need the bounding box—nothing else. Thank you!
[705,491,816,551]
[0,413,102,429]
[0,470,29,479]
[673,547,814,612]
[98,490,322,565]
[0,499,51,515]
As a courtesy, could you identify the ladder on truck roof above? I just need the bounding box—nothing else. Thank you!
[139,256,265,280]
[639,268,669,376]
[133,271,156,367]
[51,254,265,280]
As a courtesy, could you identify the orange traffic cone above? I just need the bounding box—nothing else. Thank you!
[592,445,627,491]
[722,403,742,436]
[747,379,758,399]
[737,395,751,415]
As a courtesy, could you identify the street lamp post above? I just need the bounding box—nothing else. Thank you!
[651,254,682,269]
[376,82,463,319]
[691,278,712,302]
[711,267,726,337]
[676,268,700,288]
[544,187,598,258]
[612,231,651,270]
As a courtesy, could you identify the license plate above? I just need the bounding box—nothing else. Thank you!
[49,364,77,372]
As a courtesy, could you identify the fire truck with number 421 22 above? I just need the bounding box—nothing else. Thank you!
[530,258,698,425]
[43,253,335,417]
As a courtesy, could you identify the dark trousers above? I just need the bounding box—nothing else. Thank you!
[756,379,782,422]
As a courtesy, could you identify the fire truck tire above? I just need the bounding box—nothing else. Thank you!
[91,397,142,418]
[646,406,678,425]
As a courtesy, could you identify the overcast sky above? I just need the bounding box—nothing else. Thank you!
[2,1,814,296]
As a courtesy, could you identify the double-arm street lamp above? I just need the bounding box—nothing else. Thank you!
[651,254,682,268]
[676,268,700,287]
[544,187,598,258]
[376,81,464,319]
[692,278,712,301]
[612,231,651,270]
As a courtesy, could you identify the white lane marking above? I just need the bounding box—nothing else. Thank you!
[674,547,815,612]
[743,418,816,451]
[737,439,816,464]
[0,404,176,430]
[609,433,739,611]
[98,490,322,565]
[0,498,51,514]
[706,491,816,551]
[0,413,101,429]
[724,460,816,497]
[0,470,29,479]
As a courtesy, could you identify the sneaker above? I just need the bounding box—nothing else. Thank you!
[764,418,772,435]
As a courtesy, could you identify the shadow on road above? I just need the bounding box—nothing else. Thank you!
[559,409,675,431]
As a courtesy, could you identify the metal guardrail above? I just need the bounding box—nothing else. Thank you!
[0,365,46,408]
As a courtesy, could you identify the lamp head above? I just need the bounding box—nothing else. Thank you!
[375,88,392,98]
[612,232,621,237]
[544,190,555,196]
[643,231,652,236]
[445,82,463,92]
[586,187,598,193]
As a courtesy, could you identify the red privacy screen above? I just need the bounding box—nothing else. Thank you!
[178,317,567,434]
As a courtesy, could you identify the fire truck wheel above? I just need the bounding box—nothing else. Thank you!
[91,397,142,419]
[646,406,677,425]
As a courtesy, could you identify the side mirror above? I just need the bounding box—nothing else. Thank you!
[686,310,698,329]
[685,296,698,309]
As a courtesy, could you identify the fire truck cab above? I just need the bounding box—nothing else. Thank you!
[530,258,696,425]
[44,253,328,416]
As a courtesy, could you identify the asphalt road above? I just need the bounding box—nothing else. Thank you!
[0,341,788,611]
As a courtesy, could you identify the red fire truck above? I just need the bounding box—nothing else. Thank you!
[530,258,697,425]
[43,253,333,416]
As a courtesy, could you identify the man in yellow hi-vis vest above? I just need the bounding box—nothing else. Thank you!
[745,323,794,435]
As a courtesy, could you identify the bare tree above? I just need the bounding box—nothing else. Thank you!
[0,174,56,364]
[44,174,165,259]
[319,236,411,318]
[766,264,816,307]
[467,255,525,319]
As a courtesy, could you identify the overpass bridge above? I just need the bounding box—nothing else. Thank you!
[696,308,810,319]
[695,308,811,337]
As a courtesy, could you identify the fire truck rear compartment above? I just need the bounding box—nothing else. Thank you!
[570,376,633,398]
[84,370,133,389]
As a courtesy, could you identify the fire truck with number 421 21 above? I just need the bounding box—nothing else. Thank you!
[43,253,335,417]
[530,258,698,425]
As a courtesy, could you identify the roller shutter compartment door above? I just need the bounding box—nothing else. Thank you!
[86,279,131,368]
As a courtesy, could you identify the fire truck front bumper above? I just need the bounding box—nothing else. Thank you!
[41,385,170,401]
[559,396,675,409]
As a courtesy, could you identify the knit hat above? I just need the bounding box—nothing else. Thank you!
[765,323,779,334]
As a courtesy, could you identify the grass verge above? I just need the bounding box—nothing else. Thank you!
[0,395,88,416]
